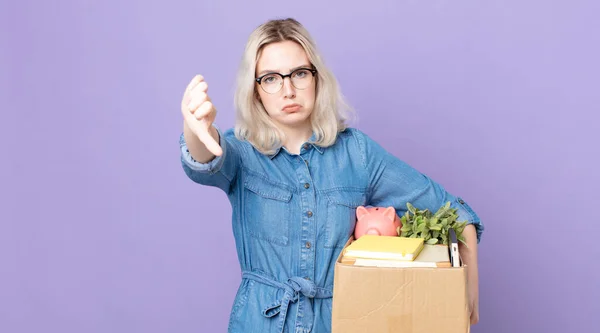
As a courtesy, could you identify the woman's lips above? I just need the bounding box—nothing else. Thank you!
[282,104,301,112]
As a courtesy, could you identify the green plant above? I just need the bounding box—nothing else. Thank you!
[397,201,468,246]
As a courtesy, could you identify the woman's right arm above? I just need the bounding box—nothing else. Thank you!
[179,75,241,193]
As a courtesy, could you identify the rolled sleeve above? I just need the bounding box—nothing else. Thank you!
[451,196,484,243]
[179,125,241,194]
[179,126,227,174]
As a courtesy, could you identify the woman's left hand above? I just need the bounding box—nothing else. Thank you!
[468,283,479,325]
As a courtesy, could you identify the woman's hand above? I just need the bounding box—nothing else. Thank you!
[181,75,223,157]
[468,280,479,325]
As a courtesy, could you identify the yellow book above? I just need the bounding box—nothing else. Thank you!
[343,244,451,267]
[342,235,425,261]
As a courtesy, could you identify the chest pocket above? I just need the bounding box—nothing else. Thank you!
[322,188,366,249]
[243,172,293,246]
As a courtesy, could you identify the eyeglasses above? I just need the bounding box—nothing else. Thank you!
[255,68,317,94]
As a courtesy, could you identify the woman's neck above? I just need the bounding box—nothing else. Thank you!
[280,123,313,155]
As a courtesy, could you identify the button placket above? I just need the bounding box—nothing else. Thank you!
[294,155,316,283]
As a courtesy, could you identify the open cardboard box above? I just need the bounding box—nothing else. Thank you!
[331,237,470,333]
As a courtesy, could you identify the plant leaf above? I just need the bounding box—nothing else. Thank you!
[426,238,439,245]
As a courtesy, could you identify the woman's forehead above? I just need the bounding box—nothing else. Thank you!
[256,41,310,73]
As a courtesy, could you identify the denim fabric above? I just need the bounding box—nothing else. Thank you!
[179,126,483,333]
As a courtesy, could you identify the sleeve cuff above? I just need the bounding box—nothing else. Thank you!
[453,197,484,243]
[179,125,227,174]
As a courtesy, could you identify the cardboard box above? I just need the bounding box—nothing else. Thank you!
[331,238,470,333]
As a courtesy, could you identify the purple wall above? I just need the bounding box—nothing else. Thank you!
[3,1,599,332]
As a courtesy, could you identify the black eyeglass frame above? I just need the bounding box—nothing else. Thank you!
[254,68,318,93]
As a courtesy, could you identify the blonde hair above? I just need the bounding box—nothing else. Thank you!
[233,18,355,155]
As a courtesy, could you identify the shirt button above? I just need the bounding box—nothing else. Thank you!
[307,211,313,217]
[304,276,310,280]
[304,160,309,166]
[304,183,310,189]
[305,242,311,248]
[303,143,309,150]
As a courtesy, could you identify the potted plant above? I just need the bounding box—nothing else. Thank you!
[397,201,468,246]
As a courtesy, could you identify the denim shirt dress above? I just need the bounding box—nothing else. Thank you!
[179,126,484,333]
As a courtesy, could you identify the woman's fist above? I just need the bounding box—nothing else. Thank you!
[181,75,222,157]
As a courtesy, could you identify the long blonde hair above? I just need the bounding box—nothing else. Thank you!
[234,18,354,155]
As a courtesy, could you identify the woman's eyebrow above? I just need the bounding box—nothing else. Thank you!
[257,64,311,76]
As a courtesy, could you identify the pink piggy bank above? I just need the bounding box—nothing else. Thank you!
[354,206,402,239]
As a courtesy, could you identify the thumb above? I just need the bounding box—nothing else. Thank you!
[198,122,223,157]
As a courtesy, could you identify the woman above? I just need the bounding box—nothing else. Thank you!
[179,18,483,333]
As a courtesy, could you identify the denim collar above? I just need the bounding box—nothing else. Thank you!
[268,132,324,159]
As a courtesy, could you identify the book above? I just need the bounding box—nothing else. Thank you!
[342,235,424,261]
[342,244,452,267]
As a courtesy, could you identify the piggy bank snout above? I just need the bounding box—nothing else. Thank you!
[366,229,382,236]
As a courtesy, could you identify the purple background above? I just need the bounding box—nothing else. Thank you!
[2,0,599,332]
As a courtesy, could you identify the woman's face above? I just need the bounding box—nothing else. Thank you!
[255,40,316,131]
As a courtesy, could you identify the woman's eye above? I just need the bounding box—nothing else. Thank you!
[294,70,308,78]
[263,75,278,84]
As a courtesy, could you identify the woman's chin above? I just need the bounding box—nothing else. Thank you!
[273,112,312,128]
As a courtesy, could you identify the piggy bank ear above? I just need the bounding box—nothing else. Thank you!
[356,206,369,220]
[384,207,397,221]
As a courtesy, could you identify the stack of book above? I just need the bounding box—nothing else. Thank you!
[340,235,455,268]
